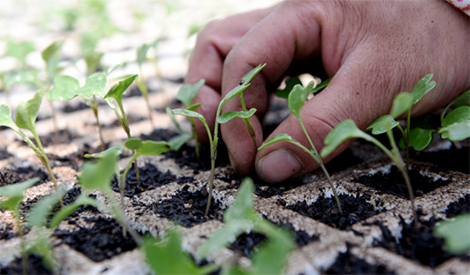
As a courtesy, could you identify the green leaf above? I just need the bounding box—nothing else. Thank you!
[176,79,205,107]
[79,151,116,192]
[27,227,55,271]
[124,137,142,150]
[198,177,259,257]
[168,133,193,152]
[217,108,257,124]
[411,73,435,105]
[258,133,297,151]
[28,188,67,227]
[251,232,292,275]
[6,39,35,63]
[406,128,434,151]
[172,109,206,123]
[0,178,40,211]
[439,120,470,142]
[105,74,138,105]
[47,75,80,101]
[240,63,266,84]
[16,89,44,132]
[288,81,315,119]
[311,77,331,94]
[187,103,201,111]
[390,93,412,119]
[434,214,470,254]
[166,106,185,133]
[0,105,20,131]
[5,70,39,86]
[84,51,104,74]
[41,41,63,64]
[321,119,371,158]
[84,146,123,159]
[75,72,108,98]
[220,64,266,107]
[448,90,470,109]
[276,77,302,98]
[125,138,171,157]
[143,230,217,275]
[367,115,399,135]
[442,106,470,127]
[136,43,151,66]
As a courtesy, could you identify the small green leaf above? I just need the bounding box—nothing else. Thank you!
[126,138,171,158]
[6,39,35,64]
[439,120,470,142]
[407,128,434,151]
[434,214,470,254]
[252,231,293,275]
[47,75,80,101]
[106,74,138,100]
[217,108,257,124]
[166,106,185,133]
[288,81,315,119]
[41,41,63,64]
[321,120,371,158]
[28,188,67,227]
[27,227,55,271]
[79,151,116,192]
[16,89,44,132]
[124,137,142,150]
[143,230,217,275]
[172,108,206,123]
[442,106,470,127]
[448,90,470,109]
[176,79,205,107]
[0,105,20,131]
[187,103,201,111]
[258,133,296,151]
[276,77,302,98]
[84,51,104,74]
[168,133,193,152]
[0,178,40,211]
[84,146,123,159]
[219,64,266,107]
[75,72,108,98]
[5,70,39,86]
[411,73,435,105]
[367,115,399,135]
[136,44,151,66]
[241,63,266,84]
[390,93,412,119]
[311,77,331,94]
[49,193,101,228]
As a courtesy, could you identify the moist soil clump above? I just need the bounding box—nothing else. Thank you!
[443,194,469,217]
[412,145,470,174]
[354,165,452,199]
[325,243,395,274]
[281,191,383,230]
[229,231,267,258]
[53,216,137,262]
[111,162,190,197]
[149,185,225,227]
[0,254,52,275]
[0,167,49,187]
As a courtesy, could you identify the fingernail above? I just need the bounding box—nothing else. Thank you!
[257,150,303,184]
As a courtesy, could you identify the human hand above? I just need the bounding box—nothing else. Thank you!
[185,0,469,183]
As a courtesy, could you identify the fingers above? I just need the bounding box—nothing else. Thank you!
[185,6,276,142]
[220,2,326,175]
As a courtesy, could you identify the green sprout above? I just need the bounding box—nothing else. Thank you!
[171,64,265,217]
[434,213,470,255]
[0,178,41,274]
[0,91,63,207]
[166,79,205,155]
[198,177,295,274]
[438,90,470,142]
[5,39,35,69]
[259,80,342,212]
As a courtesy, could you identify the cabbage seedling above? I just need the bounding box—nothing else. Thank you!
[434,213,470,255]
[321,112,418,226]
[172,64,265,216]
[259,81,342,212]
[438,90,470,142]
[167,79,205,155]
[198,177,295,274]
[0,90,63,207]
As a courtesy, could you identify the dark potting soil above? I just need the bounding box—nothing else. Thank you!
[281,191,383,230]
[412,145,470,174]
[353,165,452,199]
[229,231,267,258]
[37,129,82,148]
[149,185,225,227]
[0,166,49,186]
[53,216,137,262]
[0,148,12,160]
[371,212,468,268]
[61,101,95,113]
[325,243,395,274]
[0,254,52,275]
[443,194,469,217]
[111,162,193,197]
[0,223,16,240]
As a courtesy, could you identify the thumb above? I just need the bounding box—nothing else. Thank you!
[255,53,400,184]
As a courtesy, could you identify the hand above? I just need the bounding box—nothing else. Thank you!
[185,0,470,183]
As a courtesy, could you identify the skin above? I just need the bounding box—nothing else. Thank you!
[185,0,470,184]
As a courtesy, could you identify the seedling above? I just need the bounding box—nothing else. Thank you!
[259,80,342,212]
[434,213,470,254]
[166,79,205,155]
[0,90,63,207]
[438,90,470,142]
[5,39,35,69]
[276,76,331,98]
[198,177,295,274]
[321,113,418,226]
[0,178,41,274]
[171,64,265,217]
